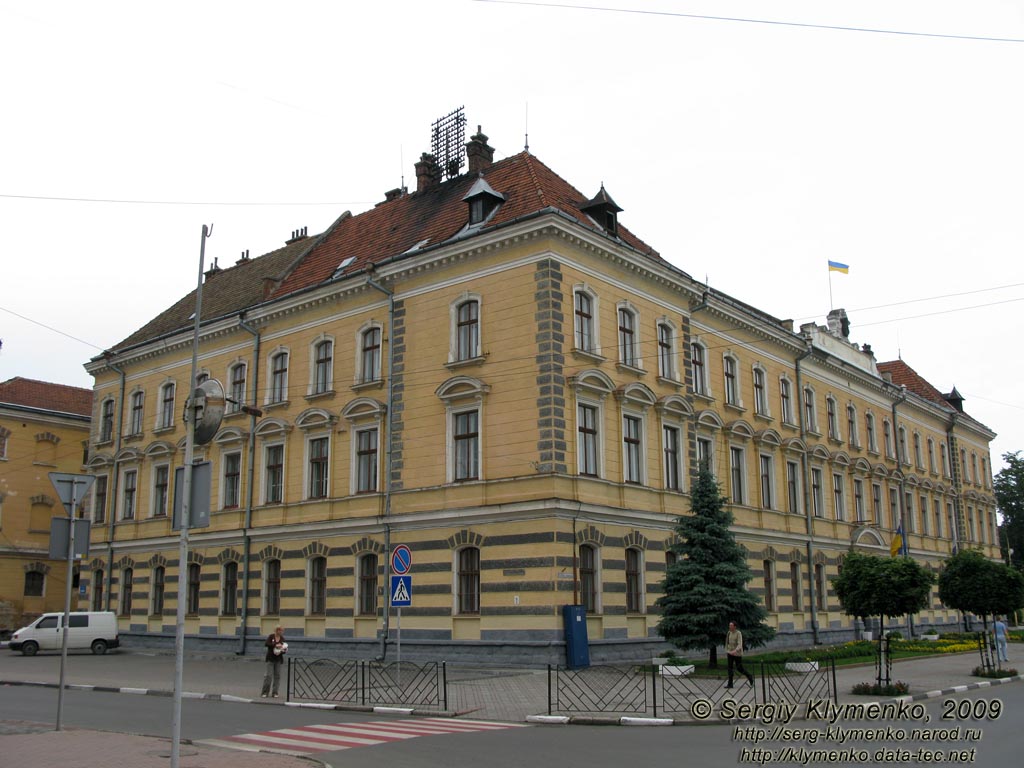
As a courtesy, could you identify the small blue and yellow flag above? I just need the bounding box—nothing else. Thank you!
[828,260,849,274]
[890,522,905,557]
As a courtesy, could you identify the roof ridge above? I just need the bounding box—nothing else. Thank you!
[520,152,549,209]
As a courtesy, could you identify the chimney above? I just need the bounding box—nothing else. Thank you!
[384,187,406,202]
[204,258,222,280]
[236,249,251,265]
[415,153,441,192]
[286,226,309,245]
[465,126,495,174]
[826,308,850,339]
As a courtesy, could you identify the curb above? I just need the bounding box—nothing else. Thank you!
[895,673,1024,703]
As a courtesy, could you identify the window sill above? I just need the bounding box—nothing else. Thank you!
[305,390,336,402]
[264,400,291,411]
[445,355,486,370]
[96,439,114,449]
[691,391,715,404]
[351,379,384,393]
[124,433,144,444]
[571,348,606,365]
[615,362,647,377]
[724,402,746,414]
[152,425,177,436]
[656,375,683,390]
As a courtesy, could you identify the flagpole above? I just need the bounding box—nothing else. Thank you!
[828,269,834,311]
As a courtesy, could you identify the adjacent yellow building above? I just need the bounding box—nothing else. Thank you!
[81,126,998,661]
[0,377,93,634]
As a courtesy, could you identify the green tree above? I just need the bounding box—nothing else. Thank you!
[832,551,934,630]
[656,467,774,667]
[938,549,1024,630]
[994,451,1024,569]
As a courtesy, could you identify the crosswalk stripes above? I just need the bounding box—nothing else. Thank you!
[197,717,528,755]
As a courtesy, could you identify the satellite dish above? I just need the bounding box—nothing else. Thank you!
[191,378,225,445]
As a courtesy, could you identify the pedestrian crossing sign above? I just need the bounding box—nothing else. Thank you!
[390,575,412,607]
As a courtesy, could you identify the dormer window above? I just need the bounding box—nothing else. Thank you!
[462,176,504,227]
[580,184,623,237]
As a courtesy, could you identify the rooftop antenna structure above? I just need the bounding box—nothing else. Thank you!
[431,106,466,180]
[524,101,529,152]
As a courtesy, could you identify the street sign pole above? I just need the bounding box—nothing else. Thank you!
[48,473,94,732]
[171,223,211,768]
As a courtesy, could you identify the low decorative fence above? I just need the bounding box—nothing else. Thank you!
[288,658,448,710]
[549,658,836,718]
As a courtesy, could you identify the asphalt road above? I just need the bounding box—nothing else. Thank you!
[3,682,1021,767]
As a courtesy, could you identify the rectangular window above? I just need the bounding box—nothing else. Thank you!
[223,452,241,508]
[458,547,480,614]
[153,465,169,517]
[827,399,839,440]
[575,292,594,351]
[265,445,284,504]
[358,554,378,616]
[578,404,599,477]
[24,571,44,597]
[920,495,930,535]
[847,406,858,446]
[92,570,104,611]
[941,443,950,476]
[889,488,899,529]
[814,564,826,611]
[618,309,636,367]
[454,410,480,481]
[130,392,144,435]
[186,563,200,615]
[759,454,773,510]
[152,566,165,615]
[790,562,801,610]
[663,425,681,491]
[270,353,288,403]
[309,557,326,615]
[579,545,597,613]
[313,340,333,394]
[730,446,745,504]
[872,483,883,525]
[120,568,133,616]
[763,560,775,611]
[724,357,738,405]
[933,499,942,538]
[456,301,480,361]
[832,473,845,521]
[786,461,800,514]
[161,384,176,428]
[753,369,767,415]
[361,328,381,383]
[625,549,643,613]
[122,469,137,520]
[265,560,281,615]
[780,379,793,424]
[229,365,246,413]
[657,324,674,379]
[691,343,707,396]
[803,389,816,431]
[854,479,865,522]
[697,437,713,475]
[905,492,915,533]
[222,562,238,616]
[93,475,108,524]
[866,415,876,452]
[356,428,379,493]
[308,437,329,498]
[100,399,115,442]
[623,415,642,484]
[811,468,824,517]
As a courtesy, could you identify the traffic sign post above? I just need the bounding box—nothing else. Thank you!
[391,544,411,575]
[390,573,412,671]
[48,472,95,732]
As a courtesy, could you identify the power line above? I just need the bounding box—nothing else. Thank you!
[475,0,1024,44]
[0,305,105,350]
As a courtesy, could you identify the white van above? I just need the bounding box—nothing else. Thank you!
[9,611,120,656]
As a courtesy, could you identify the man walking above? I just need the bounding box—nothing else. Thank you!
[993,617,1009,663]
[725,621,755,688]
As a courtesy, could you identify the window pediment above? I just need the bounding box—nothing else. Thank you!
[615,382,656,409]
[144,440,177,458]
[436,376,490,405]
[254,418,293,439]
[569,369,614,398]
[212,427,248,445]
[695,409,724,431]
[754,428,782,447]
[296,408,337,431]
[656,394,692,420]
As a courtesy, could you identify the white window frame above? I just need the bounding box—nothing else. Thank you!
[752,366,769,416]
[616,301,641,369]
[150,462,170,518]
[811,467,824,517]
[622,411,645,485]
[696,436,714,475]
[449,406,481,483]
[577,399,603,478]
[826,396,840,441]
[786,460,801,514]
[656,320,678,381]
[221,450,242,509]
[352,425,380,495]
[157,381,176,429]
[262,442,286,505]
[573,286,601,355]
[853,478,866,522]
[866,412,877,453]
[691,341,709,397]
[662,423,683,492]
[120,467,138,520]
[759,453,774,510]
[227,362,247,414]
[449,293,483,363]
[723,354,741,407]
[832,472,846,521]
[266,347,290,405]
[803,386,818,433]
[305,433,331,500]
[356,322,383,384]
[730,445,745,504]
[779,377,794,425]
[846,404,859,447]
[128,389,145,436]
[99,397,116,443]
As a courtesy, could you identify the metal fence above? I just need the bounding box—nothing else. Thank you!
[549,659,836,718]
[288,658,447,709]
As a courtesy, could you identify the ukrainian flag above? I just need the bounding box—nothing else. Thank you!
[828,260,849,274]
[890,523,904,557]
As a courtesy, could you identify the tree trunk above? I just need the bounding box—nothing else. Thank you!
[709,645,718,668]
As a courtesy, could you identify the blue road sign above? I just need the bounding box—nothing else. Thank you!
[390,575,412,607]
[391,545,412,575]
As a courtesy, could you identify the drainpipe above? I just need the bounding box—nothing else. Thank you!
[366,276,395,661]
[890,386,908,637]
[104,357,126,612]
[794,342,819,644]
[236,315,260,655]
[945,414,964,553]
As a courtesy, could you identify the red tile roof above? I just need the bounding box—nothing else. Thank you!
[271,151,661,298]
[876,359,952,411]
[0,377,92,417]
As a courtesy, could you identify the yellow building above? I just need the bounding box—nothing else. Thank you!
[81,126,999,661]
[0,377,93,634]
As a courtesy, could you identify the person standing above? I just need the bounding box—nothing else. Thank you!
[993,617,1009,663]
[261,625,286,698]
[725,621,755,688]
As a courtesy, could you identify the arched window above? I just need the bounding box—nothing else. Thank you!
[360,327,382,383]
[691,342,708,396]
[269,351,289,403]
[358,554,378,616]
[779,378,793,424]
[264,559,281,615]
[92,569,105,611]
[312,339,333,395]
[159,382,176,428]
[222,562,238,616]
[152,566,165,616]
[618,306,638,367]
[186,563,201,615]
[308,556,327,615]
[120,568,134,616]
[228,363,246,413]
[129,391,144,436]
[100,398,115,443]
[579,544,599,613]
[723,355,739,406]
[574,290,596,352]
[455,299,480,361]
[625,548,644,613]
[752,367,768,415]
[24,570,44,597]
[657,322,675,380]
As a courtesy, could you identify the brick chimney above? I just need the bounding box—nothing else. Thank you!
[466,126,495,174]
[415,153,441,192]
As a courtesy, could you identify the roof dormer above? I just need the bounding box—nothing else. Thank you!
[462,175,505,227]
[580,184,623,236]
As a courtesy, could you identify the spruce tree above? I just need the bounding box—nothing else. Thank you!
[656,467,775,666]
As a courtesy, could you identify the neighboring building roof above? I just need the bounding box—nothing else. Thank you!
[877,359,994,435]
[107,234,317,353]
[270,151,661,299]
[0,377,92,417]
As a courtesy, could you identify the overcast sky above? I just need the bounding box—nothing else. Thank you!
[2,1,1022,473]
